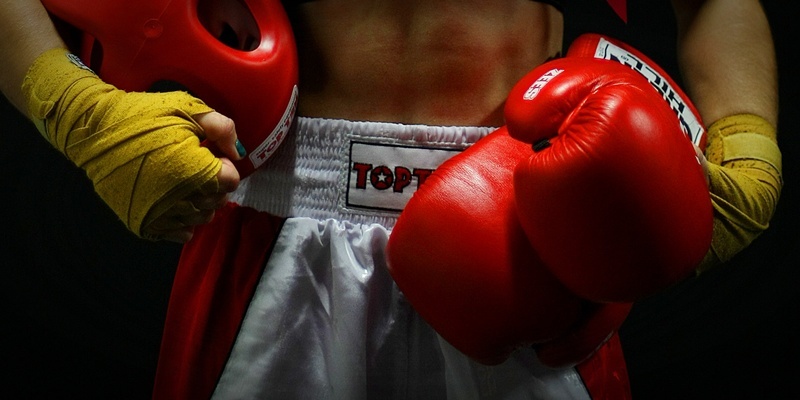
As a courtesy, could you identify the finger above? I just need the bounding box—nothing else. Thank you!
[178,209,216,226]
[142,196,218,243]
[144,212,208,243]
[187,192,228,210]
[693,144,710,187]
[143,224,194,243]
[217,158,241,193]
[195,111,245,160]
[164,201,216,225]
[144,201,201,232]
[162,228,195,244]
[145,215,188,234]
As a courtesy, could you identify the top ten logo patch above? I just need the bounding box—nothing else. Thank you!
[346,141,461,213]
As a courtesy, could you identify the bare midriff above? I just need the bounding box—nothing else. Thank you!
[291,1,563,127]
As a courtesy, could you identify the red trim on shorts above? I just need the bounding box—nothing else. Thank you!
[153,203,285,400]
[577,333,632,400]
[151,201,632,399]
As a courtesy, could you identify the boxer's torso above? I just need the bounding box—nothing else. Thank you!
[288,1,564,127]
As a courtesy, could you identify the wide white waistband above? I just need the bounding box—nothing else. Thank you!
[230,117,496,228]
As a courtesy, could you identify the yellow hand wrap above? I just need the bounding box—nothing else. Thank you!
[698,113,783,272]
[21,48,221,238]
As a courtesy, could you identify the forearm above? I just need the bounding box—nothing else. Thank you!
[671,0,778,127]
[672,0,781,270]
[0,0,65,114]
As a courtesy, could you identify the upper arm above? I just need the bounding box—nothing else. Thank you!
[0,0,66,114]
[669,0,778,127]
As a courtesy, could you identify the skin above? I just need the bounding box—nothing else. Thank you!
[286,0,776,188]
[290,1,563,127]
[0,0,242,243]
[671,0,778,128]
[0,0,778,240]
[283,0,777,129]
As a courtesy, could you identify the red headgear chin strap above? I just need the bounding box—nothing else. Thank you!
[41,0,299,178]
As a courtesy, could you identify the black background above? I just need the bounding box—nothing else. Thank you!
[566,1,800,398]
[1,1,798,398]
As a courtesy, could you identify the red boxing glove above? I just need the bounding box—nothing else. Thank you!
[534,302,632,369]
[505,37,713,303]
[387,129,584,365]
[566,34,707,151]
[387,130,633,368]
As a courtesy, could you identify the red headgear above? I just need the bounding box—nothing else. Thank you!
[41,0,299,178]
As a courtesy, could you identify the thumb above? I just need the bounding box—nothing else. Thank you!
[195,111,246,160]
[693,144,710,187]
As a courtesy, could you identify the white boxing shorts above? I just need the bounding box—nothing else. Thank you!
[152,118,630,400]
